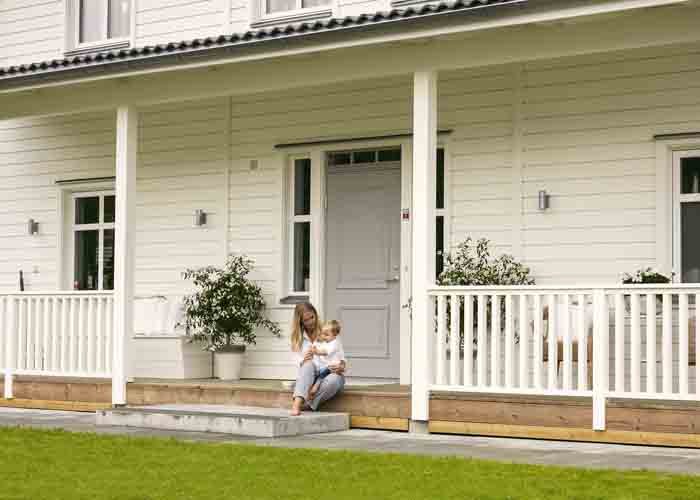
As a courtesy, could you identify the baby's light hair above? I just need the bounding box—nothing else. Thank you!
[322,319,341,336]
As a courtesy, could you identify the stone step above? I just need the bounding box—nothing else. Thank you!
[96,404,350,437]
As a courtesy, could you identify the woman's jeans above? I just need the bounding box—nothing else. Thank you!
[292,361,345,411]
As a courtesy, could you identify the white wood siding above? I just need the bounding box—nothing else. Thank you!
[520,43,700,284]
[135,0,225,47]
[0,0,64,69]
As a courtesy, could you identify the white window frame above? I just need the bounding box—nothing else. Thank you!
[71,190,116,291]
[64,0,135,55]
[672,149,700,283]
[250,0,334,29]
[286,155,313,297]
[655,136,700,282]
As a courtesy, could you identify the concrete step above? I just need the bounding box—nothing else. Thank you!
[96,404,350,437]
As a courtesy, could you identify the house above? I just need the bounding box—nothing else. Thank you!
[2,0,700,445]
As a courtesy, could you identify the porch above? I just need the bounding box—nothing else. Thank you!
[2,3,700,446]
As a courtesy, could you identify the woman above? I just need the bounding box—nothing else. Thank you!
[290,302,345,416]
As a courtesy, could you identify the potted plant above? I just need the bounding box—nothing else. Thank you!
[180,255,281,380]
[437,237,535,357]
[621,267,672,315]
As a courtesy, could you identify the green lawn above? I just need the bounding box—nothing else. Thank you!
[1,427,698,500]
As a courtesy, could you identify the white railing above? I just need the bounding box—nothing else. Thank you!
[427,285,700,430]
[1,292,114,399]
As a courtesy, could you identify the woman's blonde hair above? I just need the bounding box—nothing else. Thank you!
[291,302,321,352]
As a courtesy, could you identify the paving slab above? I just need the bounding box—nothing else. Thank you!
[1,407,700,475]
[96,404,349,437]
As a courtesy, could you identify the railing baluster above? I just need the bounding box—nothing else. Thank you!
[78,298,86,373]
[577,293,587,391]
[547,294,557,390]
[87,297,95,374]
[477,295,487,387]
[490,295,501,388]
[96,298,104,374]
[662,293,672,395]
[519,294,529,389]
[646,294,656,394]
[61,298,69,372]
[463,294,473,387]
[614,293,625,393]
[504,294,513,389]
[26,298,33,370]
[562,294,571,391]
[34,298,43,370]
[534,294,543,390]
[42,297,50,371]
[16,298,25,371]
[436,295,447,386]
[69,298,76,372]
[51,297,59,371]
[0,296,5,372]
[630,293,640,393]
[679,293,689,396]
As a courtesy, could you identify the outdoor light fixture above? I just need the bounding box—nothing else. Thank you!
[538,190,550,211]
[27,218,39,235]
[193,209,207,227]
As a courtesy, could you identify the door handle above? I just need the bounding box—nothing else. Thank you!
[386,276,400,282]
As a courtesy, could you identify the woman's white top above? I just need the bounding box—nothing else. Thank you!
[292,332,314,367]
[312,338,345,370]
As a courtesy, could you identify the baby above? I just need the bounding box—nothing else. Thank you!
[308,320,345,399]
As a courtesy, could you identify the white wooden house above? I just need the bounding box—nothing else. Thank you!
[2,0,700,444]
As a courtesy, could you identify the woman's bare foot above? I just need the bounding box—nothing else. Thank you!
[290,396,304,416]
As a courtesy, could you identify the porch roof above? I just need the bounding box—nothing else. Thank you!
[0,0,522,88]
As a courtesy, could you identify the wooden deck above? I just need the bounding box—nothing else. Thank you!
[3,376,700,446]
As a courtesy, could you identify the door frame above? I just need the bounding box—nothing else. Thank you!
[281,136,450,384]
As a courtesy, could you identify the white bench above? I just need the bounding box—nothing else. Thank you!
[130,296,212,379]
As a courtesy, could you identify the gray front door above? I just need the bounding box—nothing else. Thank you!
[325,159,401,379]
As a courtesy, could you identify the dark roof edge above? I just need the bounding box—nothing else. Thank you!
[0,0,527,89]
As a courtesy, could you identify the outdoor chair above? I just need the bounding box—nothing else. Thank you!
[539,302,594,388]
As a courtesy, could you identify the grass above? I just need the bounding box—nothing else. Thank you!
[1,427,699,500]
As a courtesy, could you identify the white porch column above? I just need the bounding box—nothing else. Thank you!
[112,106,138,406]
[411,71,437,426]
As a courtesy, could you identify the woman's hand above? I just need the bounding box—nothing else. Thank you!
[328,360,346,375]
[302,350,314,363]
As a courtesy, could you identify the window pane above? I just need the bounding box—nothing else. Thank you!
[682,202,700,283]
[436,215,444,279]
[108,0,130,38]
[75,197,100,225]
[74,230,99,290]
[378,148,401,162]
[681,157,700,194]
[104,195,115,223]
[302,0,330,7]
[436,148,445,210]
[293,222,310,292]
[103,229,115,290]
[352,150,375,164]
[267,0,295,13]
[80,0,105,43]
[294,158,311,216]
[328,152,351,166]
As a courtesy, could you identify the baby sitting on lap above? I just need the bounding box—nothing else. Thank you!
[309,320,345,399]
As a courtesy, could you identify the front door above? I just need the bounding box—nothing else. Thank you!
[325,153,401,379]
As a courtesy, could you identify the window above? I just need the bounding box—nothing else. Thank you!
[289,158,311,294]
[72,192,115,290]
[675,152,700,282]
[67,0,131,53]
[253,0,332,27]
[436,148,447,280]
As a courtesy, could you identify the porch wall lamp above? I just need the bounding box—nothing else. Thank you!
[27,218,39,235]
[193,209,207,227]
[538,190,550,211]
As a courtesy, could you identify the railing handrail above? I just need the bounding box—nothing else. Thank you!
[0,291,115,297]
[428,284,700,293]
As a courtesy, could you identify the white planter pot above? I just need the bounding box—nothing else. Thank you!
[214,350,246,380]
